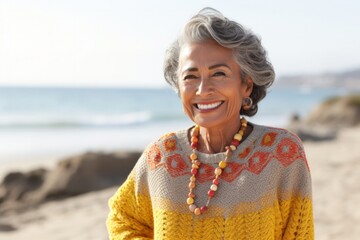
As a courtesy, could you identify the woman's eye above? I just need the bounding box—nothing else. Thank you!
[213,72,226,77]
[183,75,197,80]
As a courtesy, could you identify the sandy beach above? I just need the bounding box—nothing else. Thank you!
[1,126,360,240]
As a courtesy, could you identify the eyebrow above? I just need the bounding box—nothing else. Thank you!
[183,63,231,72]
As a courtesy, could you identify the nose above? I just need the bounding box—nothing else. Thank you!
[196,77,213,96]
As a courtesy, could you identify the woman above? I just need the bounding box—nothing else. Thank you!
[107,8,314,239]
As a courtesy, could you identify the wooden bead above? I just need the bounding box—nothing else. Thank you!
[212,178,219,185]
[214,167,222,176]
[189,182,195,189]
[192,164,199,169]
[234,133,243,141]
[218,161,227,169]
[190,176,196,182]
[231,139,240,146]
[189,204,197,212]
[210,184,218,191]
[200,206,208,213]
[194,208,201,215]
[187,197,194,205]
[208,190,215,198]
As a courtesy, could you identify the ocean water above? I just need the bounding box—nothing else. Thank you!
[0,86,344,161]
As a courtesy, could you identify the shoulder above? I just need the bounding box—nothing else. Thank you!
[247,124,309,171]
[254,124,305,151]
[141,128,189,170]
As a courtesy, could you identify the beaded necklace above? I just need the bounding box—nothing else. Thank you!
[186,117,248,215]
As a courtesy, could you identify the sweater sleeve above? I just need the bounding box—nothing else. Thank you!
[106,153,154,240]
[280,134,314,239]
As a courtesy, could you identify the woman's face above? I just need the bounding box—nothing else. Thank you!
[178,40,253,129]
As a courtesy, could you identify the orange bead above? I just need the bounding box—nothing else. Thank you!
[190,153,197,160]
[192,164,199,169]
[214,167,222,176]
[190,176,196,182]
[189,182,195,189]
[191,136,198,143]
[194,208,201,215]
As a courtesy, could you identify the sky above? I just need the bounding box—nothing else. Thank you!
[0,0,359,88]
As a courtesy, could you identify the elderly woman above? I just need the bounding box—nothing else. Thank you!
[107,8,314,239]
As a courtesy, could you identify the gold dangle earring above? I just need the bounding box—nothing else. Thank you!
[242,97,253,110]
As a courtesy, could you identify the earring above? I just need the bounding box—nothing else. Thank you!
[242,97,253,110]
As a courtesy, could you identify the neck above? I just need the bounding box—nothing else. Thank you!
[198,118,242,153]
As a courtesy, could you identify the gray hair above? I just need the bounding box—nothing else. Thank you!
[163,7,275,116]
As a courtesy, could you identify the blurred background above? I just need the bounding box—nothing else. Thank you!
[0,0,359,239]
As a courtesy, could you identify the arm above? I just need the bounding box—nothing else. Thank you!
[280,135,314,239]
[106,155,154,239]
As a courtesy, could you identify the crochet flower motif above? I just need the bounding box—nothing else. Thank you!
[276,138,301,167]
[221,162,246,182]
[246,151,271,174]
[165,154,188,177]
[146,144,163,170]
[164,138,177,152]
[261,132,278,147]
[196,163,215,183]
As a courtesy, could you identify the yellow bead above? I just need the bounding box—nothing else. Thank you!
[218,161,227,169]
[190,153,197,160]
[234,133,243,141]
[187,197,194,205]
[241,118,247,124]
[192,164,199,169]
[194,208,201,215]
[192,126,199,136]
[214,167,222,176]
[230,145,236,151]
[241,122,247,127]
[190,176,196,182]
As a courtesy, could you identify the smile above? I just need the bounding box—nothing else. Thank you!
[195,101,224,110]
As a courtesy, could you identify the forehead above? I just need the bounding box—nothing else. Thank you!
[179,40,236,69]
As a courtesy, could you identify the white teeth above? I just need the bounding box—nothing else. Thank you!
[197,102,222,110]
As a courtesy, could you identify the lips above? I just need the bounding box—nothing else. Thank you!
[194,101,224,110]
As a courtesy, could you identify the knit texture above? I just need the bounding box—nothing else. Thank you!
[107,124,314,239]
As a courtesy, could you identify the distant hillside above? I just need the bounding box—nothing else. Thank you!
[274,68,360,90]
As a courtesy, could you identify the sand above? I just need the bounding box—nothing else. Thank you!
[1,127,360,240]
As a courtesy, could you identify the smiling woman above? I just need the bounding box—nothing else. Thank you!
[106,7,314,240]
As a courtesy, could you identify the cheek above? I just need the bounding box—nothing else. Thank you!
[226,88,242,115]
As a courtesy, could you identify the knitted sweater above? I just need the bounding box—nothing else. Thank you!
[107,124,314,239]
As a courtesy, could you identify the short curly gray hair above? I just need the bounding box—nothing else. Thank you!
[163,8,275,116]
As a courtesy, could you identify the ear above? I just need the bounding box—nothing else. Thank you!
[242,76,253,97]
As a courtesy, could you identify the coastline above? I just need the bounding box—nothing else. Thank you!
[1,126,360,239]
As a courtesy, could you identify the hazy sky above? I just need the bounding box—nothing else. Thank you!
[0,0,359,87]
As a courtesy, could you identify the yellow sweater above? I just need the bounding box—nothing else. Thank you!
[107,124,314,239]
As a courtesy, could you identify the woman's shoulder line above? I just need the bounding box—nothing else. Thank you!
[251,123,304,145]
